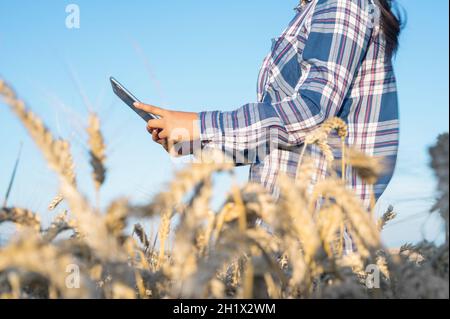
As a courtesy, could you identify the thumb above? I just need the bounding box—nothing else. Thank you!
[134,102,166,117]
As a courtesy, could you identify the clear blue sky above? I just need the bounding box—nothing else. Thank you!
[0,0,448,247]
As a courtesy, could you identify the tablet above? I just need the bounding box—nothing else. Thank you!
[110,77,158,122]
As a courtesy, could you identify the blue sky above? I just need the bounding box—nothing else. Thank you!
[0,0,448,247]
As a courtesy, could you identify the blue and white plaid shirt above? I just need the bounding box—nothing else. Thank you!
[199,0,399,209]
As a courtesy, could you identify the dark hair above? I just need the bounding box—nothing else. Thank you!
[376,0,403,57]
[300,0,404,56]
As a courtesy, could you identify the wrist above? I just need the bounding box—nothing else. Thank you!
[191,112,200,140]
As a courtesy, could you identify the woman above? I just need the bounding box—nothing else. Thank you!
[135,0,401,209]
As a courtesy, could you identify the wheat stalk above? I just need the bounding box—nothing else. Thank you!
[0,231,97,298]
[87,113,106,196]
[310,179,381,258]
[154,151,233,269]
[429,133,449,243]
[378,205,397,231]
[346,148,384,213]
[42,211,78,242]
[0,207,41,231]
[0,79,77,210]
[1,78,448,300]
[60,179,125,262]
[133,223,150,253]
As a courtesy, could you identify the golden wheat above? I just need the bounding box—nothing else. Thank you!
[0,80,77,211]
[0,208,41,232]
[87,113,106,193]
[0,77,448,299]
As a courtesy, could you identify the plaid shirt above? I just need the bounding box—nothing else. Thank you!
[199,0,399,209]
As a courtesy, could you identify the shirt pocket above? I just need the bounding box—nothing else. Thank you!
[267,30,308,100]
[269,34,298,68]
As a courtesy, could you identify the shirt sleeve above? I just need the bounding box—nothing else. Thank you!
[199,0,374,165]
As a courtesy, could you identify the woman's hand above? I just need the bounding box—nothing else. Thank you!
[149,128,169,152]
[134,102,200,153]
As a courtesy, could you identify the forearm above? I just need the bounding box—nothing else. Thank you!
[199,102,296,165]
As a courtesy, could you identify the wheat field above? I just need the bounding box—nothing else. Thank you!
[0,78,448,299]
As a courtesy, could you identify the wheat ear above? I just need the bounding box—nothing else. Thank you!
[87,113,106,200]
[0,207,41,231]
[0,79,77,210]
[377,205,397,231]
[346,148,384,214]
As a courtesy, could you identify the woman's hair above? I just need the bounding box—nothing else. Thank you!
[301,0,403,57]
[376,0,403,57]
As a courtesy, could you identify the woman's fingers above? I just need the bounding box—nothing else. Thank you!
[154,137,168,152]
[148,128,169,151]
[161,140,169,152]
[145,125,169,152]
[147,118,165,130]
[147,125,167,143]
[147,127,162,141]
[134,102,166,117]
[158,129,169,139]
[156,139,166,147]
[151,129,159,142]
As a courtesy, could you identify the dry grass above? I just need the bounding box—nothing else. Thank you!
[0,78,448,299]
